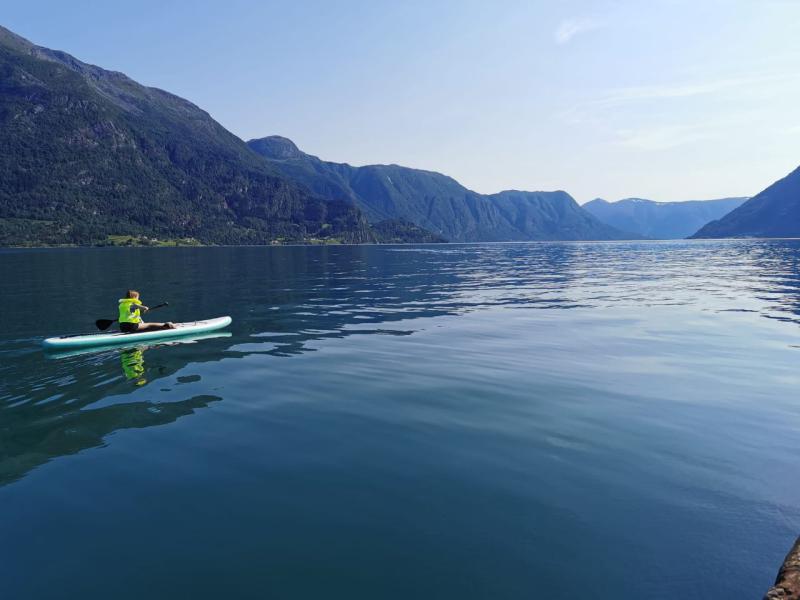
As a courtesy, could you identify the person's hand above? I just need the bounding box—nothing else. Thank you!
[141,306,150,312]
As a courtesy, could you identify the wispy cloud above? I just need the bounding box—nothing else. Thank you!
[556,69,800,152]
[554,18,603,45]
[613,125,714,151]
[558,72,800,127]
[592,74,786,106]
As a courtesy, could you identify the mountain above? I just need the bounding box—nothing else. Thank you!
[371,219,447,244]
[583,197,748,239]
[692,166,800,239]
[0,25,373,246]
[248,136,633,242]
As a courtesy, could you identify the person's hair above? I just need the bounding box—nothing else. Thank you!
[126,289,140,299]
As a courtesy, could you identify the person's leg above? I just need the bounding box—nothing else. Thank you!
[136,321,176,332]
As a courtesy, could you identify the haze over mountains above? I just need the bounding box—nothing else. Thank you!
[584,197,748,239]
[692,167,800,239]
[0,24,630,246]
[0,23,797,246]
[247,136,630,242]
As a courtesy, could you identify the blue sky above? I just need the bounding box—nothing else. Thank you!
[4,0,800,202]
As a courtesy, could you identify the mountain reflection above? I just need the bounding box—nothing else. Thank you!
[0,392,221,487]
[2,240,800,487]
[0,335,234,486]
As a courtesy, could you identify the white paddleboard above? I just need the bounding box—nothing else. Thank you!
[42,316,232,350]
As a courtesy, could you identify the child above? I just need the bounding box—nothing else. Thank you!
[118,290,176,333]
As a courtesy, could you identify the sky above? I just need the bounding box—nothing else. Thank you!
[4,0,800,202]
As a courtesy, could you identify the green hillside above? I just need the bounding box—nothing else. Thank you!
[248,136,633,242]
[0,25,372,246]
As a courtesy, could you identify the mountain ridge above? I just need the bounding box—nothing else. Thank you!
[0,24,374,246]
[247,135,635,242]
[2,24,764,247]
[692,166,800,239]
[584,196,748,239]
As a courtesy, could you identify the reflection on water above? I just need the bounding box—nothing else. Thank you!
[0,391,221,487]
[1,241,800,487]
[2,333,231,486]
[1,241,800,599]
[120,348,146,383]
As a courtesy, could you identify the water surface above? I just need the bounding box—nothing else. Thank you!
[1,241,799,599]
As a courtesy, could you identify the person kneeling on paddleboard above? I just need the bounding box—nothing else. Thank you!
[119,290,176,333]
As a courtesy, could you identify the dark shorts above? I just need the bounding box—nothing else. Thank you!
[120,322,140,333]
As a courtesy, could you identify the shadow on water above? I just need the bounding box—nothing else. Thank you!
[0,333,233,486]
[1,240,800,487]
[0,245,587,487]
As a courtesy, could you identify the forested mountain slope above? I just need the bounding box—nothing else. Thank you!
[692,166,800,239]
[249,136,633,242]
[0,25,372,245]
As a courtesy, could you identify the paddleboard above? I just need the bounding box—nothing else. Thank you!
[44,331,233,359]
[42,316,232,350]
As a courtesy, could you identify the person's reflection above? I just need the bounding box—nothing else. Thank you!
[120,347,147,385]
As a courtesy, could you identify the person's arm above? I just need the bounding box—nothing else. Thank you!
[129,303,149,313]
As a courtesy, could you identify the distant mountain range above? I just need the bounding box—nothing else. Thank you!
[584,197,748,239]
[0,23,631,246]
[692,166,800,239]
[1,23,794,246]
[247,136,631,242]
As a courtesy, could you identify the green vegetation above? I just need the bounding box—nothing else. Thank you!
[102,235,204,247]
[0,26,373,247]
[248,136,632,242]
[371,219,447,243]
[0,25,633,247]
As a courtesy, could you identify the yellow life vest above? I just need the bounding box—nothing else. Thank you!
[118,298,142,324]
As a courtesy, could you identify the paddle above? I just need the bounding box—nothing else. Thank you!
[96,302,169,331]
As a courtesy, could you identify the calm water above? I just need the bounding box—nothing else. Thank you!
[1,241,800,599]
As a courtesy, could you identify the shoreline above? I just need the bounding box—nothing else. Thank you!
[766,536,800,599]
[4,236,800,250]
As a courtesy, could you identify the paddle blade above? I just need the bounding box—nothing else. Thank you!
[95,319,115,331]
